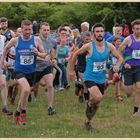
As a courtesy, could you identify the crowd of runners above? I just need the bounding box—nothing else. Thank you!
[0,16,140,131]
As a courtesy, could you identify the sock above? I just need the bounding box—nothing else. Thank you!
[133,106,139,114]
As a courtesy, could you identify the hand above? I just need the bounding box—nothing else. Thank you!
[50,59,57,66]
[30,46,38,55]
[124,63,131,69]
[0,62,6,70]
[113,65,119,73]
[45,55,50,62]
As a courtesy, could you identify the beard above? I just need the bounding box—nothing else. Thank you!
[96,36,104,42]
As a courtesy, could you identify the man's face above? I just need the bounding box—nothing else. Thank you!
[21,24,32,39]
[40,25,50,38]
[59,30,67,38]
[133,24,140,37]
[93,27,105,42]
[81,25,88,32]
[0,21,8,30]
[115,27,123,37]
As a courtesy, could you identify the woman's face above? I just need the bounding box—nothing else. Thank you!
[114,38,121,48]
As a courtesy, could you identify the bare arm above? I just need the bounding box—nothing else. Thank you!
[1,37,17,64]
[34,36,46,58]
[118,36,131,54]
[50,48,57,59]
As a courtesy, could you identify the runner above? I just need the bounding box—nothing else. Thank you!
[69,23,123,131]
[119,19,140,116]
[1,19,46,125]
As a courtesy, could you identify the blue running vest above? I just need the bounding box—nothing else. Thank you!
[84,41,109,84]
[14,35,37,73]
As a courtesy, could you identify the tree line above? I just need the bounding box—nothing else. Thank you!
[0,2,140,32]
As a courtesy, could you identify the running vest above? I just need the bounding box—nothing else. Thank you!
[14,35,36,73]
[1,29,13,43]
[84,41,109,84]
[123,34,140,66]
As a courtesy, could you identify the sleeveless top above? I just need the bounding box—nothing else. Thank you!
[84,41,109,84]
[123,34,140,66]
[36,36,57,71]
[57,45,69,65]
[14,35,37,73]
[1,29,13,43]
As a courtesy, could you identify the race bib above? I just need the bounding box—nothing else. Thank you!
[132,50,140,59]
[93,61,106,72]
[20,55,34,65]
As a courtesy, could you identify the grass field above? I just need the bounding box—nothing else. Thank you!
[0,82,140,138]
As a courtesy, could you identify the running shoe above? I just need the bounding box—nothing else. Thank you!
[13,112,21,125]
[20,113,26,125]
[65,84,70,89]
[2,107,13,116]
[85,120,94,131]
[48,107,56,115]
[133,112,140,117]
[59,87,64,91]
[116,95,123,101]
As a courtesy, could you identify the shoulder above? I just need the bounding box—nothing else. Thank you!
[122,35,131,46]
[6,37,18,47]
[34,36,41,47]
[106,42,115,51]
[34,35,41,43]
[11,37,18,43]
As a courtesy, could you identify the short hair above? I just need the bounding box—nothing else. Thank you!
[131,19,140,28]
[114,23,120,27]
[81,22,89,30]
[0,17,8,23]
[21,20,32,27]
[39,22,49,29]
[91,23,105,32]
[59,27,67,33]
[113,36,121,42]
[81,31,91,38]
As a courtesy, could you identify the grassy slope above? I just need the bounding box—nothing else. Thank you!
[0,83,140,138]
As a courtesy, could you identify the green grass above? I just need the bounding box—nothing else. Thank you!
[0,82,140,138]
